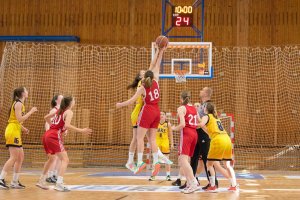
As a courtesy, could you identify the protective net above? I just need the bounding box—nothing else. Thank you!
[0,42,299,170]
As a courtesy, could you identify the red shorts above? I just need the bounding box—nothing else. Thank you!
[42,129,65,155]
[137,105,160,129]
[179,127,198,157]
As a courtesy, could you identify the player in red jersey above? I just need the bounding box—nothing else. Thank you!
[116,45,166,176]
[36,96,92,192]
[172,91,200,194]
[45,94,63,184]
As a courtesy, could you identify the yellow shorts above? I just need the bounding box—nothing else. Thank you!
[131,104,143,127]
[5,123,22,147]
[156,138,170,154]
[207,134,232,161]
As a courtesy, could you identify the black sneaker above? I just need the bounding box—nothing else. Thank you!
[179,182,187,189]
[0,179,9,190]
[51,176,57,183]
[46,177,55,184]
[52,175,57,182]
[148,176,155,181]
[171,178,181,186]
[196,177,200,185]
[202,183,210,190]
[166,175,171,181]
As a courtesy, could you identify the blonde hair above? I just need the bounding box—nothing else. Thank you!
[203,87,213,98]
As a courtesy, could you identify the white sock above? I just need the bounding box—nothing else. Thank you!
[166,171,170,176]
[209,176,216,187]
[53,170,58,177]
[48,170,53,178]
[178,174,183,179]
[137,153,143,163]
[13,173,20,182]
[128,152,134,164]
[152,152,158,164]
[0,171,7,180]
[157,148,164,157]
[229,178,237,187]
[40,174,47,181]
[56,176,63,184]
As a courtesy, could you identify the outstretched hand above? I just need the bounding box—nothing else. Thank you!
[116,102,123,109]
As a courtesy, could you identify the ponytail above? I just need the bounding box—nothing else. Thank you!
[205,102,218,118]
[181,91,191,105]
[143,70,154,88]
[144,77,152,88]
[51,95,59,108]
[58,96,73,115]
[9,87,25,116]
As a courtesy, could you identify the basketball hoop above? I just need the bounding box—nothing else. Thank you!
[174,70,187,83]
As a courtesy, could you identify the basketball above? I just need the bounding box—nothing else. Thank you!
[155,35,169,48]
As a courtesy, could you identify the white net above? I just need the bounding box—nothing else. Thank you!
[0,42,299,170]
[174,70,187,83]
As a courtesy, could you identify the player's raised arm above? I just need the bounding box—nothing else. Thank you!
[116,86,145,108]
[151,48,166,81]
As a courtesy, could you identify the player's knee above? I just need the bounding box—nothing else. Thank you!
[63,157,70,164]
[48,154,56,162]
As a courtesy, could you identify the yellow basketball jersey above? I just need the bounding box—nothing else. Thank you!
[8,100,25,125]
[206,114,227,139]
[136,80,143,105]
[156,122,169,140]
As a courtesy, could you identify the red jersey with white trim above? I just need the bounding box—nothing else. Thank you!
[183,104,198,129]
[50,111,66,132]
[143,79,160,105]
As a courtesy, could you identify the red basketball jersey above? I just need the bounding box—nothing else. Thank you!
[183,104,198,129]
[143,79,160,105]
[50,111,66,131]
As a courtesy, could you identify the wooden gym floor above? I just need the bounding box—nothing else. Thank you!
[0,168,299,200]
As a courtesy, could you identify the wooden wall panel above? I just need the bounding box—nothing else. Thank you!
[0,0,299,46]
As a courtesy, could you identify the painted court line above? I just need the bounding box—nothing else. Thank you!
[67,185,232,193]
[263,189,300,192]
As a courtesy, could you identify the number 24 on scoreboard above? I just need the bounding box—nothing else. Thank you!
[172,5,193,27]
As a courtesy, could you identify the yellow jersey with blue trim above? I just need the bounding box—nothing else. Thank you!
[205,114,227,139]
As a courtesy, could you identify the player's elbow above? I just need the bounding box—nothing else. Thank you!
[64,124,72,130]
[16,117,24,123]
[179,123,185,129]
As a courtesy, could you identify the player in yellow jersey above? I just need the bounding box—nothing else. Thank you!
[125,70,145,172]
[0,87,37,189]
[199,102,238,192]
[149,111,173,181]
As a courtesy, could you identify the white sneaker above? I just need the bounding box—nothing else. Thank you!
[183,184,199,194]
[10,181,25,189]
[54,183,70,192]
[158,155,173,165]
[125,162,136,173]
[36,180,49,190]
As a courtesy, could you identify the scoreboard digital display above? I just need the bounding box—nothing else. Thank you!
[172,6,193,27]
